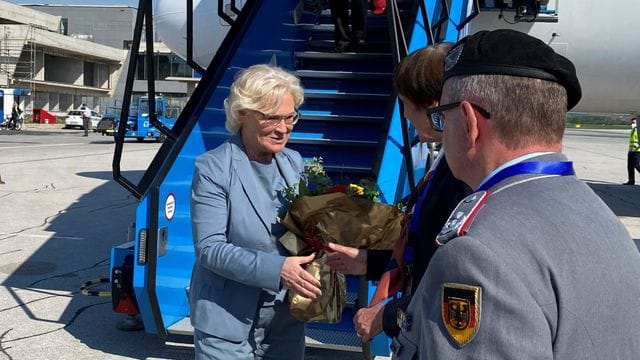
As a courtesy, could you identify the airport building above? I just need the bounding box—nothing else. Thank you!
[0,1,126,118]
[26,3,194,110]
[0,2,193,120]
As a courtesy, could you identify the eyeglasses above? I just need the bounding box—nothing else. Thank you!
[425,101,491,131]
[427,109,446,132]
[254,110,300,127]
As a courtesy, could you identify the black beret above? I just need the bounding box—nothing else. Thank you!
[443,29,582,110]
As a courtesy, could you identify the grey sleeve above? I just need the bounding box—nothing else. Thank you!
[396,236,554,359]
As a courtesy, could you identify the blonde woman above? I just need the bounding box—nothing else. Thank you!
[190,64,321,359]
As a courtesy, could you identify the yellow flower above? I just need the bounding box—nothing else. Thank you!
[348,184,365,196]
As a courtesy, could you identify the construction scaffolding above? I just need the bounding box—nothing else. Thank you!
[0,24,36,112]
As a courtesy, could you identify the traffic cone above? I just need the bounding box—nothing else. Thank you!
[0,172,5,184]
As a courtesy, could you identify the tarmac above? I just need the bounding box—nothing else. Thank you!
[0,124,638,360]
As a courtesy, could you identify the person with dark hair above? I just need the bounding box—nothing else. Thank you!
[393,29,640,359]
[329,0,367,52]
[624,117,639,185]
[9,102,21,129]
[326,43,471,342]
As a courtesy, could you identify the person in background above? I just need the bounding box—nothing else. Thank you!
[624,117,639,185]
[329,0,367,52]
[10,102,21,128]
[394,29,640,359]
[81,103,92,137]
[325,43,471,342]
[189,64,322,359]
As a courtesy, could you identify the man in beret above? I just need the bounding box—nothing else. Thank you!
[392,29,640,359]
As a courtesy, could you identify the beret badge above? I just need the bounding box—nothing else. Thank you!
[444,43,464,72]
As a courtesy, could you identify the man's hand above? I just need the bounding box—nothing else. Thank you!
[354,302,385,343]
[325,242,367,275]
[280,253,322,299]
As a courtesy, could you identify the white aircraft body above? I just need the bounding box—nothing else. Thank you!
[468,1,640,114]
[153,0,639,115]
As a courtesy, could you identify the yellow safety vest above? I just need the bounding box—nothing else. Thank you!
[630,128,640,152]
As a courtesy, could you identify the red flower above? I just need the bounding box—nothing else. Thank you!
[328,184,347,193]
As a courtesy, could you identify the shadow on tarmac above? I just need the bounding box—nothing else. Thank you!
[2,174,637,359]
[586,181,640,217]
[586,181,640,252]
[1,170,194,359]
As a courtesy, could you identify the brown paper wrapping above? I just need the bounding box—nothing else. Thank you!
[280,192,403,323]
[287,254,345,323]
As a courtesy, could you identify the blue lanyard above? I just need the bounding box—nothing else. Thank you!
[409,161,441,233]
[402,161,441,274]
[477,161,575,192]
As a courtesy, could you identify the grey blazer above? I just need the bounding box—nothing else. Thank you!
[395,153,640,359]
[189,135,303,342]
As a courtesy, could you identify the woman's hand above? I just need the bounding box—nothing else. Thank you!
[325,242,367,275]
[354,302,385,343]
[280,253,322,299]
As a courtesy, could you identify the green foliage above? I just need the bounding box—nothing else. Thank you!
[303,157,333,196]
[566,113,632,128]
[353,178,380,202]
[284,157,381,202]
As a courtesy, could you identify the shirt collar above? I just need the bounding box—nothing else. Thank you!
[476,151,556,190]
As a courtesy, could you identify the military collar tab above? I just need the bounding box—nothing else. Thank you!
[436,191,489,246]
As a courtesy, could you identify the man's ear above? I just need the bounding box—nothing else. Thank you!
[460,101,479,149]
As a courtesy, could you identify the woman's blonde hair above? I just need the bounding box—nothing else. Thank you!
[224,64,304,134]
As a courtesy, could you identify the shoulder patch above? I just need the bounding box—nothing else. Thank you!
[436,191,488,246]
[442,282,482,347]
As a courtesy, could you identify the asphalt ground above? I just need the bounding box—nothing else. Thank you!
[0,124,637,360]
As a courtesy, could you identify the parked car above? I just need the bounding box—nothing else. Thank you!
[64,109,101,129]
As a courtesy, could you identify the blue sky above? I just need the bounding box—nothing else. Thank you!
[11,0,137,6]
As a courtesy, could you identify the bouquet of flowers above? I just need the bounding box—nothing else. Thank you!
[279,158,403,323]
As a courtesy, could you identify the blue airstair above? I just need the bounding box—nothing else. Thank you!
[109,0,476,358]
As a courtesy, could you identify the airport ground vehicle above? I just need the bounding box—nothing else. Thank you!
[95,96,176,142]
[0,88,30,125]
[63,109,101,129]
[107,0,639,358]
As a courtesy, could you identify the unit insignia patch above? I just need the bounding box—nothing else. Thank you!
[441,283,481,347]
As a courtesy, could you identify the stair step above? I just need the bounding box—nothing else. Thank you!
[295,51,390,61]
[297,69,391,80]
[300,113,385,123]
[167,317,193,336]
[304,92,389,100]
[167,317,364,352]
[307,39,391,53]
[323,164,373,174]
[316,9,389,25]
[307,24,390,41]
[305,327,363,352]
[306,22,389,31]
[296,52,392,73]
[289,137,378,147]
